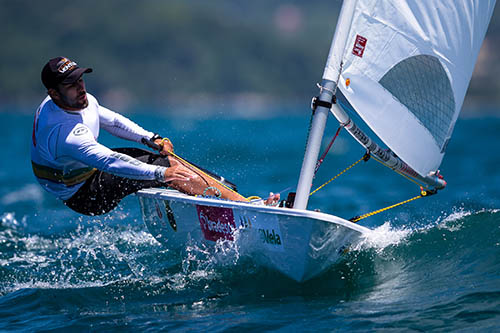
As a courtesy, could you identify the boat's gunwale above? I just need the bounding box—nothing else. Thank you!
[136,188,371,234]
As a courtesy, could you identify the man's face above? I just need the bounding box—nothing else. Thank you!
[51,77,88,110]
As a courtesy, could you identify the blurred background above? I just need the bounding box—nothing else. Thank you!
[2,0,500,117]
[1,0,500,220]
[1,3,499,331]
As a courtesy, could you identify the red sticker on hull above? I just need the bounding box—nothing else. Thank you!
[352,34,367,57]
[196,205,236,241]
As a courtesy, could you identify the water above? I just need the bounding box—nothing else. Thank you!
[1,110,499,331]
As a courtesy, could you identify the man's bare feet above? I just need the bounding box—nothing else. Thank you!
[264,192,280,206]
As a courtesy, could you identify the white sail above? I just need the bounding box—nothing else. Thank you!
[323,0,496,176]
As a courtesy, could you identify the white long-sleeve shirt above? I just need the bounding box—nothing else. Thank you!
[31,93,167,200]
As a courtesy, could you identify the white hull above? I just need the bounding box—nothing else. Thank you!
[137,188,371,282]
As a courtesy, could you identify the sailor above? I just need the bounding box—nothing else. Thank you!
[31,57,257,215]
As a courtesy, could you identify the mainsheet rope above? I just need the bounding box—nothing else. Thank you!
[166,149,250,202]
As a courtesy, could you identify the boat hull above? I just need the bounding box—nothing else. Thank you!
[137,188,370,282]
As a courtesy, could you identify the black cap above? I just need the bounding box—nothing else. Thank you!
[41,57,92,89]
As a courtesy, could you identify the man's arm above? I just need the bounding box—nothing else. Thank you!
[98,105,154,143]
[60,123,165,181]
[98,105,174,154]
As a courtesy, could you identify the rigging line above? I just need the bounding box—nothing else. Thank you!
[333,61,344,95]
[314,125,343,176]
[247,186,293,204]
[350,194,423,222]
[316,82,335,95]
[310,152,369,196]
[349,187,437,223]
[303,110,315,157]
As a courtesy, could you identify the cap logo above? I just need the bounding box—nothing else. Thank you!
[57,58,77,74]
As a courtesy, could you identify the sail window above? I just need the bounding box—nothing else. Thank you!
[379,55,455,148]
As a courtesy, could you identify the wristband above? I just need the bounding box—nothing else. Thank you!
[154,166,168,182]
[151,133,162,141]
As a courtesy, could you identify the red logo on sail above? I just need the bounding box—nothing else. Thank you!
[352,35,367,57]
[196,205,236,241]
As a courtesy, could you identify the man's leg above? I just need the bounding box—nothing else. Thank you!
[165,155,279,204]
[166,155,248,202]
[65,148,248,215]
[64,148,168,215]
[114,148,249,202]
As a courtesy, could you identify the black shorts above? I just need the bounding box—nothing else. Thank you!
[64,148,170,216]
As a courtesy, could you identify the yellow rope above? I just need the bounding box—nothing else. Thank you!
[305,143,440,222]
[350,194,422,223]
[310,153,369,196]
[349,188,436,223]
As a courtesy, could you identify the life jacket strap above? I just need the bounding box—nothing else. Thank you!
[31,161,96,186]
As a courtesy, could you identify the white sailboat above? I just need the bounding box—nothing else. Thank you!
[137,0,496,282]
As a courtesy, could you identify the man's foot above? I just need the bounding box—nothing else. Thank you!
[264,192,280,206]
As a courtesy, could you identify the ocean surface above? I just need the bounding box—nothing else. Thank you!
[0,108,499,332]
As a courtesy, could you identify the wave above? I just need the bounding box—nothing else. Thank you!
[1,208,498,297]
[342,208,500,303]
[0,207,499,333]
[0,219,167,295]
[357,207,500,253]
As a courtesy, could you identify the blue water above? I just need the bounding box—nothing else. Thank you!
[1,109,499,331]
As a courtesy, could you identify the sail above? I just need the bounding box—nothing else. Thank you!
[323,0,496,176]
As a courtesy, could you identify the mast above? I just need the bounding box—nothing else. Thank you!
[294,0,357,210]
[294,0,455,210]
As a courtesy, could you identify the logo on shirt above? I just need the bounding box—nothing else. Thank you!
[73,126,88,136]
[109,152,142,166]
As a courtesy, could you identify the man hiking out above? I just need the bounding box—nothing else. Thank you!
[31,57,277,215]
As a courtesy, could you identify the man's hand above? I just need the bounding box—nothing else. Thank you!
[154,137,174,156]
[163,158,197,182]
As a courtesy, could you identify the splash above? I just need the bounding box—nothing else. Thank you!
[435,207,500,232]
[355,221,412,253]
[179,231,243,278]
[0,221,170,295]
[355,206,500,253]
[1,212,27,229]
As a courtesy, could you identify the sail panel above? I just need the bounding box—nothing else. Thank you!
[379,54,455,150]
[323,0,496,176]
[338,71,442,175]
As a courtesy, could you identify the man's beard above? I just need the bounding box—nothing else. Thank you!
[61,93,88,110]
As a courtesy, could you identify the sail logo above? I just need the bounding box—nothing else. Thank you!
[352,34,367,57]
[196,205,236,241]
